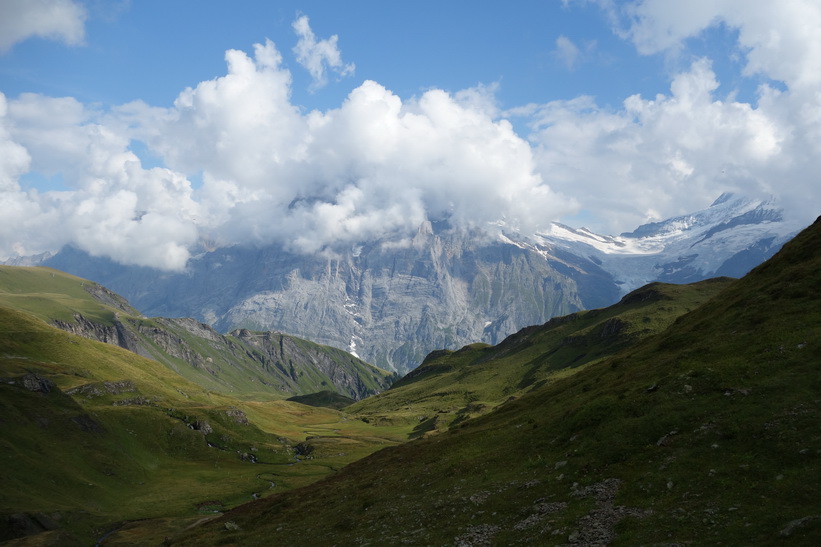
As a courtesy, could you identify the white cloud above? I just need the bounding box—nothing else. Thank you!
[2,5,820,271]
[0,38,573,269]
[621,0,821,91]
[524,58,816,233]
[0,0,86,53]
[292,14,355,91]
[554,35,582,69]
[133,38,572,254]
[1,92,200,270]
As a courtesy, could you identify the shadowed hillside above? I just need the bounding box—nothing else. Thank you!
[348,277,734,436]
[171,216,821,545]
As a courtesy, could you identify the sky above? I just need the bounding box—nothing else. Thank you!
[0,0,819,270]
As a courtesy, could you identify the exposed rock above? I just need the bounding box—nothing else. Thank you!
[51,310,390,401]
[568,479,650,545]
[52,314,152,359]
[454,524,500,547]
[293,442,314,457]
[780,515,821,537]
[193,420,213,435]
[514,500,568,530]
[112,397,151,406]
[20,373,54,393]
[67,380,137,398]
[224,408,249,425]
[231,329,388,399]
[44,195,796,372]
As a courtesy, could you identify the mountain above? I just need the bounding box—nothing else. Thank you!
[39,194,800,373]
[542,193,794,289]
[0,304,406,545]
[347,277,735,436]
[168,215,821,546]
[0,266,393,401]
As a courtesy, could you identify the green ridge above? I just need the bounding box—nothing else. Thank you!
[172,218,821,545]
[0,306,405,544]
[0,266,393,402]
[348,277,733,435]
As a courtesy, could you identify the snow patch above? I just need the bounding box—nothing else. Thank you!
[348,335,363,358]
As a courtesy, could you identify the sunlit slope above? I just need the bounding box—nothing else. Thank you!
[0,306,404,544]
[348,277,733,435]
[174,217,821,546]
[0,265,393,401]
[0,266,135,324]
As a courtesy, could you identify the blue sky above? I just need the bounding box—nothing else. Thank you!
[1,1,819,269]
[2,2,670,110]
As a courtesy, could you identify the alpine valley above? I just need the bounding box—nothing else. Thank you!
[1,209,818,545]
[38,193,801,373]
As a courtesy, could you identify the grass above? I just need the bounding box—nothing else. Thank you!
[0,266,125,325]
[347,278,734,436]
[0,266,394,403]
[170,217,821,545]
[0,306,407,544]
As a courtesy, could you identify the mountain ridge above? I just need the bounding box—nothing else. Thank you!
[168,214,821,546]
[24,194,804,372]
[0,266,392,401]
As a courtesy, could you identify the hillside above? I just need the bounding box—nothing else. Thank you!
[171,217,821,545]
[347,277,734,436]
[0,266,393,401]
[0,306,406,544]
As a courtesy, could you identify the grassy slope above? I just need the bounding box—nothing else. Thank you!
[173,217,821,546]
[0,266,128,325]
[0,307,405,545]
[0,266,393,402]
[348,278,733,435]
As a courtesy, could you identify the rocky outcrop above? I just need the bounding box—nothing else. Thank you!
[49,311,390,400]
[232,329,390,400]
[66,380,137,398]
[52,314,150,358]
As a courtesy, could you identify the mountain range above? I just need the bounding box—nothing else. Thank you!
[35,193,800,373]
[1,213,818,544]
[166,213,821,546]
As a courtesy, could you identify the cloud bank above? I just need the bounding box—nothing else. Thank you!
[0,0,86,53]
[1,4,820,270]
[1,37,571,269]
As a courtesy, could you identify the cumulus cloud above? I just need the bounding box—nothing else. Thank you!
[133,39,571,254]
[2,4,820,270]
[0,0,86,53]
[292,14,355,91]
[0,37,572,269]
[620,0,821,91]
[0,92,200,270]
[523,57,820,233]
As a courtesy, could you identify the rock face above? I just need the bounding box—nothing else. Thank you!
[49,310,390,401]
[41,194,802,373]
[53,314,150,358]
[44,224,615,373]
[232,329,393,400]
